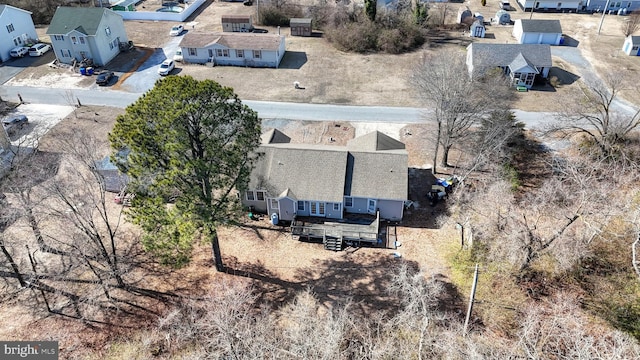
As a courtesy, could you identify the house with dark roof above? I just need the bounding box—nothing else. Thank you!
[46,7,129,66]
[242,130,408,222]
[0,5,38,63]
[466,43,552,89]
[513,19,562,45]
[179,32,285,68]
[623,35,640,56]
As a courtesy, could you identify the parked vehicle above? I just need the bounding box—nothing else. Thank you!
[169,25,184,36]
[243,0,253,5]
[500,0,511,10]
[2,115,28,135]
[28,43,51,57]
[158,59,175,76]
[173,49,183,62]
[9,46,28,58]
[96,71,115,86]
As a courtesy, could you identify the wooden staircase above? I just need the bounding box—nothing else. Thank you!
[324,235,343,251]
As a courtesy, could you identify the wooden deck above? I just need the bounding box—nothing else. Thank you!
[291,212,391,251]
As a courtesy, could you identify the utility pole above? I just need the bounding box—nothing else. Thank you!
[463,263,479,336]
[598,0,612,35]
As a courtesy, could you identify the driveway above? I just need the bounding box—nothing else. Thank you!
[0,52,55,85]
[120,34,184,92]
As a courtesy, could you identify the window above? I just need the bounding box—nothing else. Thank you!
[105,27,111,36]
[190,48,198,56]
[333,203,340,211]
[246,191,255,201]
[344,197,353,207]
[6,24,14,33]
[54,35,64,41]
[79,37,86,45]
[223,49,229,57]
[318,202,325,214]
[297,201,305,211]
[71,36,78,44]
[109,41,114,50]
[253,50,261,59]
[13,38,18,46]
[256,191,265,201]
[216,49,222,57]
[61,49,72,58]
[236,50,244,58]
[633,46,639,51]
[270,199,279,209]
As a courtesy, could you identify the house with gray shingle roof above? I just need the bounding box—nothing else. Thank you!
[0,5,38,63]
[179,32,286,68]
[46,7,128,66]
[623,35,640,56]
[513,19,562,45]
[466,43,552,89]
[242,130,408,221]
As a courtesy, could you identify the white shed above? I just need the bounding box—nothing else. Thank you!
[469,19,485,38]
[623,35,640,56]
[494,10,510,25]
[513,19,562,45]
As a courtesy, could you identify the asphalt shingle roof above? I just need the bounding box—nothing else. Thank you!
[468,43,552,70]
[180,32,283,51]
[519,19,562,34]
[249,131,408,202]
[46,7,109,36]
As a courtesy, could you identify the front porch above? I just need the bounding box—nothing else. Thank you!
[291,212,397,251]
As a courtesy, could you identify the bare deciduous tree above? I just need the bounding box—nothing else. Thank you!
[547,70,640,157]
[412,50,513,174]
[622,12,640,37]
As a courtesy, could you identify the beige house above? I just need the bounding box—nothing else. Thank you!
[221,15,253,32]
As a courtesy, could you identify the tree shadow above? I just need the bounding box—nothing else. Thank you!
[548,66,580,86]
[404,167,451,229]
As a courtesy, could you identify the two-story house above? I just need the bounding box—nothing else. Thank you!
[0,5,38,63]
[46,7,129,66]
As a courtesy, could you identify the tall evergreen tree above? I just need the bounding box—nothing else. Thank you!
[365,0,377,22]
[109,76,262,270]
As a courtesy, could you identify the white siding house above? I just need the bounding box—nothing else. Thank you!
[46,7,129,66]
[586,0,640,12]
[623,35,640,56]
[179,32,286,68]
[513,19,563,45]
[0,5,38,63]
[516,0,582,11]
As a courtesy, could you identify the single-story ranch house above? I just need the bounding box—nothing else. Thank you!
[178,32,285,68]
[242,130,409,222]
[466,43,552,89]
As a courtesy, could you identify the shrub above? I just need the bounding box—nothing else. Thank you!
[324,21,379,53]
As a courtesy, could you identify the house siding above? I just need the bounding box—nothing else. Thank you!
[623,36,640,56]
[0,6,38,63]
[516,0,582,10]
[183,37,285,68]
[377,199,404,221]
[586,0,640,12]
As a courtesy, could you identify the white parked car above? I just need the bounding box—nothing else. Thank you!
[28,43,51,57]
[10,46,28,58]
[158,59,175,76]
[173,49,183,62]
[169,25,184,36]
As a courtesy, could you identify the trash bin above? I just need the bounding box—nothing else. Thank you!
[79,67,86,75]
[87,67,94,75]
[270,213,279,226]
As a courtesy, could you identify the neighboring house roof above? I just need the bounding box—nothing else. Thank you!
[468,43,552,71]
[290,18,312,25]
[250,131,408,203]
[221,15,252,23]
[0,4,33,16]
[261,129,291,144]
[519,19,562,33]
[627,35,640,44]
[180,32,283,51]
[46,7,110,36]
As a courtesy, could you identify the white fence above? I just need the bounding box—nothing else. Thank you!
[115,0,207,22]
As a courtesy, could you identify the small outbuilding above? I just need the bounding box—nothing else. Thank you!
[513,19,562,45]
[457,7,473,24]
[290,18,312,37]
[494,10,510,25]
[469,19,486,38]
[623,35,640,56]
[221,15,253,32]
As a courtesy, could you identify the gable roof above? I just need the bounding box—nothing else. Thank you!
[290,18,312,25]
[250,132,408,202]
[0,4,33,16]
[347,131,405,152]
[221,15,252,23]
[508,52,539,74]
[46,7,112,36]
[261,129,291,144]
[467,43,552,70]
[180,32,284,51]
[519,19,562,34]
